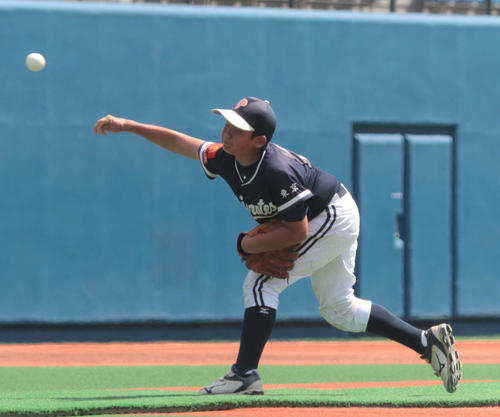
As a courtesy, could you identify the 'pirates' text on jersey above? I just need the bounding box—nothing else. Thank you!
[199,142,341,223]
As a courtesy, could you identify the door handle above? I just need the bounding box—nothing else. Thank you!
[396,213,405,241]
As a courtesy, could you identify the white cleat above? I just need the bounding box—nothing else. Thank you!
[421,323,462,393]
[199,365,264,395]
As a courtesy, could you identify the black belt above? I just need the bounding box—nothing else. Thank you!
[337,183,347,198]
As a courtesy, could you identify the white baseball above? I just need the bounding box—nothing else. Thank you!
[25,52,46,72]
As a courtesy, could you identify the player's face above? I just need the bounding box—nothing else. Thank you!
[221,122,257,156]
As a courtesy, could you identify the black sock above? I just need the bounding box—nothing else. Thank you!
[366,303,425,354]
[235,306,276,374]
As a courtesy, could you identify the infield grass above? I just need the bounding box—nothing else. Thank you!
[1,364,499,416]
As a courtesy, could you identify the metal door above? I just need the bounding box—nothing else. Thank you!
[353,132,453,319]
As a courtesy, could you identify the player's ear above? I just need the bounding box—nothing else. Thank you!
[253,134,268,149]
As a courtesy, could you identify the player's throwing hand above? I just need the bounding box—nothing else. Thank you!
[93,115,126,136]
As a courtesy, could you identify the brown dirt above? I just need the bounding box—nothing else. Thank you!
[0,339,497,367]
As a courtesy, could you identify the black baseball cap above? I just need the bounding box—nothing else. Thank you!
[212,96,277,141]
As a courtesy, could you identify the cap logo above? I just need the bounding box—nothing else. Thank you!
[234,99,248,109]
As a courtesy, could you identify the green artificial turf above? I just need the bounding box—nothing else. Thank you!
[2,364,499,392]
[1,364,498,416]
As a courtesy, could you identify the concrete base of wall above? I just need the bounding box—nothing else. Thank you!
[0,318,498,343]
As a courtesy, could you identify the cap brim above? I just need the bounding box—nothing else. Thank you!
[212,109,255,132]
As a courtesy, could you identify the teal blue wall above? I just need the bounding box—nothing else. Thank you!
[1,1,499,322]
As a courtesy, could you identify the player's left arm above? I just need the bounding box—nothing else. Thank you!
[239,217,308,254]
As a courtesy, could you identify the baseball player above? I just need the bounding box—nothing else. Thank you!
[93,96,462,395]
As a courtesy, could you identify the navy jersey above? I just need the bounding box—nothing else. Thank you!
[199,142,341,223]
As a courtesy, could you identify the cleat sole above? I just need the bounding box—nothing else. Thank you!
[424,323,462,393]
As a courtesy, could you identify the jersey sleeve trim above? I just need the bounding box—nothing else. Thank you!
[278,189,313,212]
[198,141,219,179]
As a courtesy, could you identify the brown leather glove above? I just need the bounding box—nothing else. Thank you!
[245,247,299,279]
[237,218,300,279]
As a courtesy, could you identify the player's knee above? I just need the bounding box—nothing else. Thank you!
[242,275,280,310]
[319,296,372,333]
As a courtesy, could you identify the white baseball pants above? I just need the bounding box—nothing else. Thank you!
[243,187,372,333]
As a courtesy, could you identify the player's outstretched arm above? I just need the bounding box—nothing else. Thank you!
[93,115,204,160]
